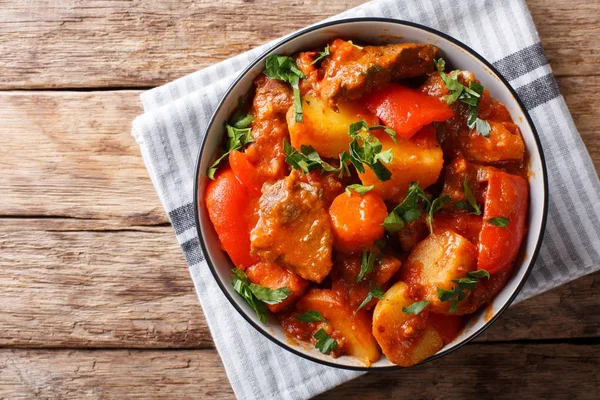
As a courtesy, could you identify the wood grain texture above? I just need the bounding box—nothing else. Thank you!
[1,75,598,222]
[0,344,598,399]
[0,219,211,349]
[0,216,597,348]
[0,0,597,89]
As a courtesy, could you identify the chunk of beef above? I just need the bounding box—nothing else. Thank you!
[250,171,334,282]
[319,39,438,106]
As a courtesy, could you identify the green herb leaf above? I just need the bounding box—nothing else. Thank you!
[248,284,292,305]
[475,118,491,137]
[436,270,490,313]
[296,311,328,324]
[231,268,269,324]
[311,44,330,65]
[367,64,384,74]
[463,177,482,215]
[434,58,446,73]
[402,300,430,315]
[357,250,377,282]
[314,329,338,354]
[454,200,469,210]
[345,184,375,196]
[264,54,306,122]
[232,114,254,129]
[487,217,509,227]
[207,123,255,179]
[382,182,431,233]
[428,195,451,233]
[283,140,350,178]
[356,285,385,312]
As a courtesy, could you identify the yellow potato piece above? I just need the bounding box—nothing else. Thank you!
[296,289,381,365]
[287,94,379,159]
[358,127,443,201]
[372,281,443,367]
[402,231,478,314]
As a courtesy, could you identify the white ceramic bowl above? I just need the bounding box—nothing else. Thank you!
[194,18,548,370]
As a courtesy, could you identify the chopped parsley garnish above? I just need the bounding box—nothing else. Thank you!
[463,177,482,215]
[436,270,490,313]
[296,311,328,324]
[264,54,306,122]
[357,250,377,282]
[488,217,510,227]
[283,140,349,177]
[382,182,430,233]
[345,184,375,196]
[345,121,396,181]
[402,300,430,315]
[428,195,451,233]
[435,57,491,137]
[207,117,254,180]
[356,285,385,312]
[231,268,291,324]
[313,329,338,354]
[311,44,330,65]
[367,64,384,74]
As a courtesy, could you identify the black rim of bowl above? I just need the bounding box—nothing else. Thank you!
[193,17,549,371]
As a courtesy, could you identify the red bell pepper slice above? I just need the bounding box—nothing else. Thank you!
[204,167,260,269]
[478,170,529,274]
[229,150,263,198]
[363,84,454,139]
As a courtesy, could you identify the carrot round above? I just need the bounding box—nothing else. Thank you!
[204,167,260,269]
[329,191,388,253]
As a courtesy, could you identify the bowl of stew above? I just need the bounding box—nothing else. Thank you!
[194,18,548,369]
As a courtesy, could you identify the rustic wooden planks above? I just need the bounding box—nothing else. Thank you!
[0,0,597,89]
[0,344,597,399]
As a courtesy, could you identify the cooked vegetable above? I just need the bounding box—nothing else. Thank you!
[207,121,254,180]
[245,262,309,312]
[296,289,381,364]
[372,281,443,367]
[363,84,454,139]
[329,191,388,253]
[478,170,529,274]
[357,124,444,201]
[205,168,260,268]
[232,268,291,323]
[400,231,479,314]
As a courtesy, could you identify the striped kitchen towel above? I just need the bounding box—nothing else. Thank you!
[131,0,600,398]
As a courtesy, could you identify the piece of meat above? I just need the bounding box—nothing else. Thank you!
[250,171,334,282]
[244,75,293,185]
[319,39,438,106]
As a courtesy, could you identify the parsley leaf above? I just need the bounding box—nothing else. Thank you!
[311,44,330,65]
[382,182,431,233]
[346,122,395,181]
[356,285,385,312]
[296,311,328,324]
[436,270,490,313]
[264,54,306,122]
[231,268,291,323]
[436,58,490,137]
[428,195,451,234]
[487,217,510,227]
[463,177,482,215]
[282,140,350,177]
[345,184,375,196]
[402,300,430,315]
[313,329,338,354]
[207,122,254,180]
[357,250,377,282]
[348,120,397,144]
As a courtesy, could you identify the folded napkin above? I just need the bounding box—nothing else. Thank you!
[132,0,600,398]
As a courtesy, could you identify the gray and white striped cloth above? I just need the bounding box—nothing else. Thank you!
[131,0,600,398]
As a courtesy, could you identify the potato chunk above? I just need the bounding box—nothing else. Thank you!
[400,231,478,314]
[358,124,444,201]
[296,289,381,365]
[287,94,378,159]
[372,281,443,367]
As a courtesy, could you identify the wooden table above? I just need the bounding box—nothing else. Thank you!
[1,0,598,398]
